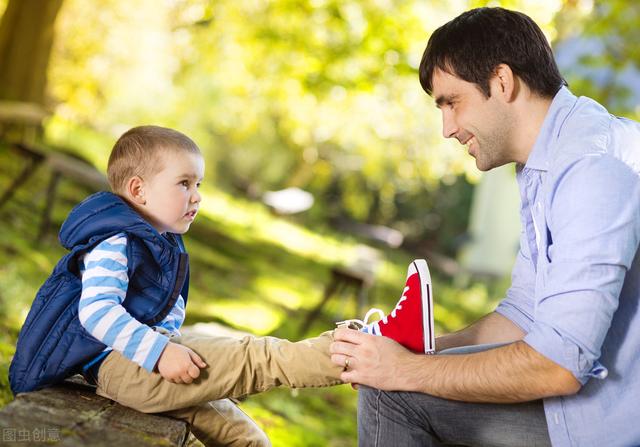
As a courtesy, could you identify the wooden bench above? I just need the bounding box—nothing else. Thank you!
[0,142,109,241]
[299,246,381,335]
[0,101,48,144]
[0,376,190,446]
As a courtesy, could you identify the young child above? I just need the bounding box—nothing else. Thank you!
[9,125,435,446]
[9,126,337,445]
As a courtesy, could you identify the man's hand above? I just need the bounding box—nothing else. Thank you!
[330,328,418,391]
[331,328,581,402]
[157,342,207,384]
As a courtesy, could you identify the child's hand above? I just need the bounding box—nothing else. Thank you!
[157,342,207,384]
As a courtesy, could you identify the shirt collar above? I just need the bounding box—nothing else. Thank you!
[524,86,578,172]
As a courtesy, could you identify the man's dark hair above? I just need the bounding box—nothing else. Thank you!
[419,7,567,98]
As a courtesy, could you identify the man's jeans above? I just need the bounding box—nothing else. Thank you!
[358,344,552,447]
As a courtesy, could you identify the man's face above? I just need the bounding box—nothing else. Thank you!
[432,68,515,171]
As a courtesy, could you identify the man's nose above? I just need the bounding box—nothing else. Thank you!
[441,110,458,139]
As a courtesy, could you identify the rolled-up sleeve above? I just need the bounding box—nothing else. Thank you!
[524,154,640,384]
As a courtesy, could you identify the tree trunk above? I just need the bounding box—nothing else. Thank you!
[0,0,65,104]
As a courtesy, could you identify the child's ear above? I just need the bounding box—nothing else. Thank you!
[126,176,146,205]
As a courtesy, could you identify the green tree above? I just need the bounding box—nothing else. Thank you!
[0,0,64,104]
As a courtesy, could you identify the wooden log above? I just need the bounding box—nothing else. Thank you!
[0,378,189,446]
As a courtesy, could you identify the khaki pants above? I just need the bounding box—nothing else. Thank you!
[95,331,343,446]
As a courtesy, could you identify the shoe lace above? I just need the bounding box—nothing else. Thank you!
[336,308,385,330]
[336,286,410,329]
[384,286,409,323]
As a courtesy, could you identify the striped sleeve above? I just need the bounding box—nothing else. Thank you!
[155,295,185,336]
[79,233,169,372]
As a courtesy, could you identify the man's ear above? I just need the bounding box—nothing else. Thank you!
[125,176,146,205]
[492,64,517,102]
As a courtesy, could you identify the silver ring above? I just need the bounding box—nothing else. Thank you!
[344,358,350,369]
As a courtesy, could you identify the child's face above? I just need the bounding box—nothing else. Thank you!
[139,150,204,234]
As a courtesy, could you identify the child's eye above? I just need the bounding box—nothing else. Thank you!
[180,180,189,188]
[196,182,201,189]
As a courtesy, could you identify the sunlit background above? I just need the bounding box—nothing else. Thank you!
[1,0,638,445]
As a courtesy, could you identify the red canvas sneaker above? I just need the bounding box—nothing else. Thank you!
[338,259,435,354]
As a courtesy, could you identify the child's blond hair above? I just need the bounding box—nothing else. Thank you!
[107,125,201,195]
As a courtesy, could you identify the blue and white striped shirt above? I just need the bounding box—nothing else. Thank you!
[79,233,185,372]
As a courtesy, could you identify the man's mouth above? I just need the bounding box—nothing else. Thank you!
[456,130,474,146]
[460,135,477,157]
[465,137,474,149]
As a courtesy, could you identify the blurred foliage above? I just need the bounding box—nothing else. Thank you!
[42,0,569,256]
[5,1,631,255]
[554,0,640,118]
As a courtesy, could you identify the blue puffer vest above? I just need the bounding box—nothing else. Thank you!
[9,191,189,394]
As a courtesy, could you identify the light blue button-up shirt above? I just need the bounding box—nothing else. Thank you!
[495,87,640,447]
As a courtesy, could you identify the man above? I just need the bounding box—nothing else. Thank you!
[330,7,640,447]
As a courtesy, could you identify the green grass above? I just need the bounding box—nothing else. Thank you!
[0,141,507,445]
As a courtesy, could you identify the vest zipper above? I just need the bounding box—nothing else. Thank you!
[145,252,189,326]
